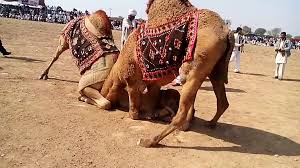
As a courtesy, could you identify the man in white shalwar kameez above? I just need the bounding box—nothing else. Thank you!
[274,32,292,80]
[230,27,244,73]
[121,9,137,49]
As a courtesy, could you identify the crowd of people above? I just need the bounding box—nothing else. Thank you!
[111,19,122,30]
[0,37,11,57]
[0,3,130,31]
[0,4,89,24]
[243,34,300,50]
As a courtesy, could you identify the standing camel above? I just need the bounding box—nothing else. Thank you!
[100,0,235,147]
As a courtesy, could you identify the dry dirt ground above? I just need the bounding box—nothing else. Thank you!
[0,18,300,168]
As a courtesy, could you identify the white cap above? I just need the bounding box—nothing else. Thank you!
[128,9,137,16]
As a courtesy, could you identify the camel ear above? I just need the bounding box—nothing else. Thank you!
[146,5,150,14]
[146,0,155,14]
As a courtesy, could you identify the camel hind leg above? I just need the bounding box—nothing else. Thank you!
[181,65,230,131]
[207,30,234,128]
[40,36,69,80]
[208,75,229,128]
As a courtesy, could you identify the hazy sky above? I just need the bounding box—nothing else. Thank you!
[45,0,299,36]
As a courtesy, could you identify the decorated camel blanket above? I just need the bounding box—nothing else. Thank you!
[62,16,119,74]
[136,11,199,81]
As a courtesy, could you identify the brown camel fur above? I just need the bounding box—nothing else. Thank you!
[100,0,235,147]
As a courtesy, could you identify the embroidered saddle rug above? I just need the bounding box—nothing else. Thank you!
[62,16,119,74]
[136,11,199,81]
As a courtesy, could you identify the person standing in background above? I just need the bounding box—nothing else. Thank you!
[121,9,137,49]
[274,32,292,80]
[230,27,244,73]
[0,37,11,57]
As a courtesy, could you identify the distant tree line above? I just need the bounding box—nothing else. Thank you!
[241,26,297,39]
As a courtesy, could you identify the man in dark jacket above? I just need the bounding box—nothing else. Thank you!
[0,38,11,57]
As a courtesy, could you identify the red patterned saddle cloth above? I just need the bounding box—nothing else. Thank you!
[62,17,119,74]
[136,11,199,81]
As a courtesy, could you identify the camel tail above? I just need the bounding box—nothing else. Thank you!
[223,31,235,84]
[210,31,235,84]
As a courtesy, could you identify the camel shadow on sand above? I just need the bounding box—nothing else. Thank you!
[283,78,300,83]
[4,56,45,63]
[200,86,246,93]
[239,72,267,77]
[48,77,78,84]
[162,117,300,156]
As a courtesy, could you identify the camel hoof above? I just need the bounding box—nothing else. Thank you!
[98,102,111,110]
[206,121,217,129]
[137,138,154,148]
[129,111,139,120]
[94,99,111,110]
[40,74,48,80]
[178,122,190,131]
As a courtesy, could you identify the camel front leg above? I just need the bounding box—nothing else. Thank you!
[138,77,203,147]
[39,57,58,80]
[127,86,142,120]
[40,36,68,80]
[179,101,195,131]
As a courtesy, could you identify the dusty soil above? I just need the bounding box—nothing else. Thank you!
[0,18,300,168]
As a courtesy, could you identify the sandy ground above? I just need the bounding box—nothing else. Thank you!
[0,18,300,168]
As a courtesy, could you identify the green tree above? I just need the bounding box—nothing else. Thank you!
[286,34,293,39]
[270,28,282,37]
[294,36,300,39]
[242,26,252,34]
[254,28,267,36]
[267,30,272,36]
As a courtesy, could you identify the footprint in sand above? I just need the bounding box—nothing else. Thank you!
[129,126,146,132]
[111,132,125,138]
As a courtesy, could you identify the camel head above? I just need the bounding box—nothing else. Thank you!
[88,10,112,37]
[152,89,180,123]
[146,0,192,14]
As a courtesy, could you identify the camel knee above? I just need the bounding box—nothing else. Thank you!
[222,101,229,110]
[171,113,187,127]
[55,46,66,56]
[79,89,94,101]
[217,95,229,111]
[56,38,68,55]
[79,89,85,96]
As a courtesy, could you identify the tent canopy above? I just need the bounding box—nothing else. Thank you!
[0,0,21,6]
[0,0,45,6]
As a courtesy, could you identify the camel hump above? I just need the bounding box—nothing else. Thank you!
[88,10,112,36]
[198,9,227,30]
